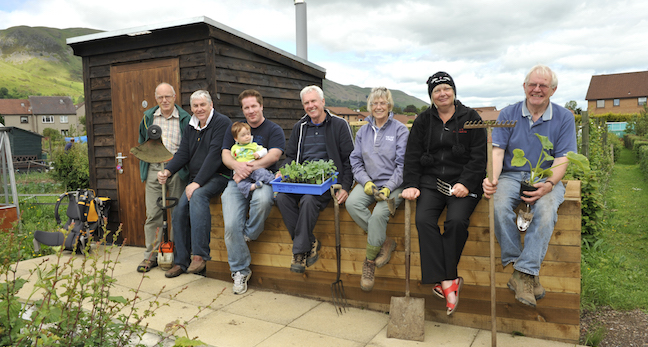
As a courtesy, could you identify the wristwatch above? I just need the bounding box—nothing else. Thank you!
[546,180,555,191]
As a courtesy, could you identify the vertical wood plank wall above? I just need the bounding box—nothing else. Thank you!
[206,180,581,343]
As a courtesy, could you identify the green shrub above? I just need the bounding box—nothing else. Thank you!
[625,105,648,136]
[638,146,648,181]
[49,143,89,190]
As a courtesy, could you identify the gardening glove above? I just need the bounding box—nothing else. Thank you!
[364,181,377,195]
[379,187,390,199]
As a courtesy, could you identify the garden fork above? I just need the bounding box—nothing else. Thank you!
[330,184,348,315]
[436,178,478,198]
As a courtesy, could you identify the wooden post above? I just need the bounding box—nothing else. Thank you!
[581,111,589,157]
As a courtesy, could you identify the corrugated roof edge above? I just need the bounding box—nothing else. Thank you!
[65,16,325,74]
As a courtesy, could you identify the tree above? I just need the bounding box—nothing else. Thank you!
[565,100,582,115]
[420,105,429,113]
[403,104,418,113]
[392,106,403,114]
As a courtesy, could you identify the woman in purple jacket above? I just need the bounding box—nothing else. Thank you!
[346,87,409,292]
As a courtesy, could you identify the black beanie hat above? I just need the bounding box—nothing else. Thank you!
[427,71,456,98]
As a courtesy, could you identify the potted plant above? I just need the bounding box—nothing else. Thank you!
[511,133,590,195]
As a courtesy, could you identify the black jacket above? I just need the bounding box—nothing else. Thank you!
[403,101,487,194]
[281,110,355,192]
[165,111,232,186]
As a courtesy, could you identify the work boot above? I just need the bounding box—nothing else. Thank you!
[360,258,376,292]
[306,239,321,267]
[374,238,396,268]
[290,253,307,273]
[533,275,546,300]
[507,270,536,307]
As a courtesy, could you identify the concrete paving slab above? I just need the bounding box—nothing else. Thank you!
[130,293,216,333]
[256,326,364,347]
[289,302,389,343]
[221,289,321,325]
[185,310,284,347]
[113,267,204,297]
[368,320,479,346]
[170,276,241,310]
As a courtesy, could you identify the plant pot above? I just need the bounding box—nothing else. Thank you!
[519,181,538,198]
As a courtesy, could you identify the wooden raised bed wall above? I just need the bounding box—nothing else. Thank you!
[206,180,582,343]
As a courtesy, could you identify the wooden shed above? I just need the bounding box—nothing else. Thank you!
[2,127,45,170]
[67,16,326,244]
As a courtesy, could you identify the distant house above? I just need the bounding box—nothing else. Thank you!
[327,107,363,122]
[585,71,648,115]
[0,99,33,130]
[28,96,80,136]
[473,106,500,121]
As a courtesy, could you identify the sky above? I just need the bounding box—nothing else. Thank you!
[1,0,647,111]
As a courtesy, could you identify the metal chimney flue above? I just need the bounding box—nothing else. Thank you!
[295,0,307,60]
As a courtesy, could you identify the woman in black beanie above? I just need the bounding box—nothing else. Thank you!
[401,71,487,315]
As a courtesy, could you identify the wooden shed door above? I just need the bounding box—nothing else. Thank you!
[110,59,181,246]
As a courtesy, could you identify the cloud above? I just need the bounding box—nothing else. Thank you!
[2,0,648,110]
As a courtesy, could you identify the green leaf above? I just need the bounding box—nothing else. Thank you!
[174,336,207,346]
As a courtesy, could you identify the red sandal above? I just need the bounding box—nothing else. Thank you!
[442,277,463,316]
[433,283,444,299]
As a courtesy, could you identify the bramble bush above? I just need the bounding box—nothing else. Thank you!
[0,228,212,346]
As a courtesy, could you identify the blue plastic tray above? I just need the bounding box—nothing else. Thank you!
[270,173,338,195]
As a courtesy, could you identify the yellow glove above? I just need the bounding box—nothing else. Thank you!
[364,181,377,195]
[379,187,391,199]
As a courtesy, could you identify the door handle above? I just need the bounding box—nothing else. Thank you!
[116,152,127,174]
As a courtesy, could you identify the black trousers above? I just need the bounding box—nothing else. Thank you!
[416,187,480,284]
[275,192,331,254]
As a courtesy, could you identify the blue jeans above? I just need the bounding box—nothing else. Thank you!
[345,185,404,249]
[172,175,228,271]
[222,180,274,276]
[493,171,566,276]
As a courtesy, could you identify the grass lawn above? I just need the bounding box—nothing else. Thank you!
[581,147,648,311]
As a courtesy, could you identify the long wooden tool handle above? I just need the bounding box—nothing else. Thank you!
[404,198,411,298]
[487,129,497,347]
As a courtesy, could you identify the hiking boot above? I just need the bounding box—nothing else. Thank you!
[165,265,185,278]
[232,271,252,295]
[290,253,307,273]
[507,270,536,307]
[187,256,206,274]
[136,258,158,273]
[533,275,546,300]
[360,258,376,292]
[306,239,321,267]
[374,238,396,268]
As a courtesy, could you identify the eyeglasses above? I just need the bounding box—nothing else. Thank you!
[156,95,175,100]
[432,86,453,95]
[526,83,551,90]
[371,101,389,107]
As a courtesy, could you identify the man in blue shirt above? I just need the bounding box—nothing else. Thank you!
[482,65,577,307]
[221,90,285,294]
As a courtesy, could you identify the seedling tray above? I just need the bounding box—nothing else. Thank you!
[271,173,338,195]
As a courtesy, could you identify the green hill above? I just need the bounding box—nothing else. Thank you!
[0,26,428,109]
[0,26,100,101]
[323,79,428,110]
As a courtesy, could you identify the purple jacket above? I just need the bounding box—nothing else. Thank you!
[350,113,409,191]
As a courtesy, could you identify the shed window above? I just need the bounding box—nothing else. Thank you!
[20,116,29,124]
[596,100,605,108]
[60,116,68,124]
[613,99,620,106]
[639,97,647,106]
[42,116,54,124]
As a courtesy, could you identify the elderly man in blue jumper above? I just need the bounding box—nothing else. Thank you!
[157,90,232,278]
[482,65,577,307]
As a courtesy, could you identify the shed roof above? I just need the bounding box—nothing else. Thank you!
[0,99,31,115]
[327,107,362,117]
[67,16,325,75]
[28,96,77,115]
[585,71,648,100]
[474,106,500,121]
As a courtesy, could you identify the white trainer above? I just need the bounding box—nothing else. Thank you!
[232,271,252,295]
